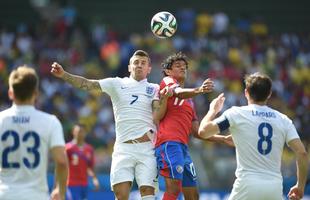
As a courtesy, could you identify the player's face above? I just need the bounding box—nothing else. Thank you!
[73,125,86,141]
[128,56,151,81]
[166,60,187,82]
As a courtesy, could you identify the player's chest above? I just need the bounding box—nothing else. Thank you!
[116,84,156,106]
[168,97,195,111]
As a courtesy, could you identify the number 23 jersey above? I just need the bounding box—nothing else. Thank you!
[0,105,65,200]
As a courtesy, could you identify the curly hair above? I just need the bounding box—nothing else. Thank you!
[162,52,188,76]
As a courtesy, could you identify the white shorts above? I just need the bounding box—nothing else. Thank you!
[229,177,283,200]
[110,141,157,190]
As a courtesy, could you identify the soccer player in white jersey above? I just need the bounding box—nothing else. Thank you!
[0,66,68,200]
[51,50,160,200]
[198,72,308,200]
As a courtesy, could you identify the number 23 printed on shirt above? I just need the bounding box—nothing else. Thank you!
[1,130,40,169]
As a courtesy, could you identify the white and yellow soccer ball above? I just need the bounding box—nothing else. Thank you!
[151,11,177,39]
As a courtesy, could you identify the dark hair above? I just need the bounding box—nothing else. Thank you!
[162,52,188,76]
[9,65,39,101]
[244,72,272,102]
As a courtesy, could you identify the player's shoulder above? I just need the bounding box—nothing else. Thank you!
[85,143,95,151]
[161,76,176,85]
[267,106,292,122]
[35,109,60,122]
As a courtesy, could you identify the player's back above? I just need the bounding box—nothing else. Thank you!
[0,105,64,200]
[225,104,299,180]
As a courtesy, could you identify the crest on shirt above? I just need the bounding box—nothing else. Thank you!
[146,86,155,96]
[176,165,184,174]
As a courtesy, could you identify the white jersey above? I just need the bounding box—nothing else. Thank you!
[99,77,159,144]
[0,105,65,200]
[215,104,299,180]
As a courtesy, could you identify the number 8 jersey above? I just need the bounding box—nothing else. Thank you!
[214,104,300,180]
[0,105,65,200]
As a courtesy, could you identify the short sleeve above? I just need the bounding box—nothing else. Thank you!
[284,117,300,144]
[160,77,179,90]
[98,77,117,96]
[153,84,160,101]
[49,116,65,148]
[213,108,235,132]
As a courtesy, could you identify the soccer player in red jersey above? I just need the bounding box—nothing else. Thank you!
[65,124,99,200]
[153,52,233,200]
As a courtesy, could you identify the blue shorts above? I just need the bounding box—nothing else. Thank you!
[66,186,88,200]
[155,141,197,187]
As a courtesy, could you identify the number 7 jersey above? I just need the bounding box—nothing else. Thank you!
[0,105,65,200]
[214,104,300,180]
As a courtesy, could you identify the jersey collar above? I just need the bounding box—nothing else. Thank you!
[11,104,36,111]
[129,76,148,83]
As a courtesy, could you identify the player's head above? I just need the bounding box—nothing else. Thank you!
[72,123,87,142]
[162,52,188,81]
[8,65,39,104]
[128,50,151,81]
[244,72,272,104]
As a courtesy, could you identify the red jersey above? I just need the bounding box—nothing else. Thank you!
[66,141,95,186]
[155,76,198,146]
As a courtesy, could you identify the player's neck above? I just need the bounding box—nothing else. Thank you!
[14,99,35,106]
[248,100,267,106]
[73,139,85,146]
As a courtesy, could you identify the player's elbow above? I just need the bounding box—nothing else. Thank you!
[198,122,217,139]
[55,156,69,169]
[198,125,209,139]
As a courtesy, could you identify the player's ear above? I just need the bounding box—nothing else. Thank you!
[164,69,171,76]
[244,88,249,100]
[8,88,14,101]
[147,64,152,74]
[267,91,272,100]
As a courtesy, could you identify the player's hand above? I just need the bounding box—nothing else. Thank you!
[209,93,225,114]
[160,86,173,99]
[50,188,65,200]
[199,78,214,93]
[288,184,304,200]
[51,62,65,78]
[93,177,100,191]
[223,134,235,147]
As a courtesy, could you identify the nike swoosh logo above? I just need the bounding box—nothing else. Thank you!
[121,86,128,89]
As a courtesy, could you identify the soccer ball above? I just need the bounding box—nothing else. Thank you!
[151,11,177,38]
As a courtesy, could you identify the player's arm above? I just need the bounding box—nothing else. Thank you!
[198,93,226,139]
[152,86,173,125]
[192,120,234,147]
[51,62,102,93]
[87,168,100,191]
[50,146,68,200]
[174,78,214,99]
[287,139,308,200]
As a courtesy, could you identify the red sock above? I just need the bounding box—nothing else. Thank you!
[162,192,178,200]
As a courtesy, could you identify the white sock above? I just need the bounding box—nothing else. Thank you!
[141,195,155,200]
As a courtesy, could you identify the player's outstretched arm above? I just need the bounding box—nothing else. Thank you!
[198,93,225,139]
[51,62,102,93]
[287,139,308,200]
[192,121,234,147]
[174,78,214,99]
[50,146,68,200]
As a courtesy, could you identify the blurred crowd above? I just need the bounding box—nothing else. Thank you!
[0,5,309,191]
